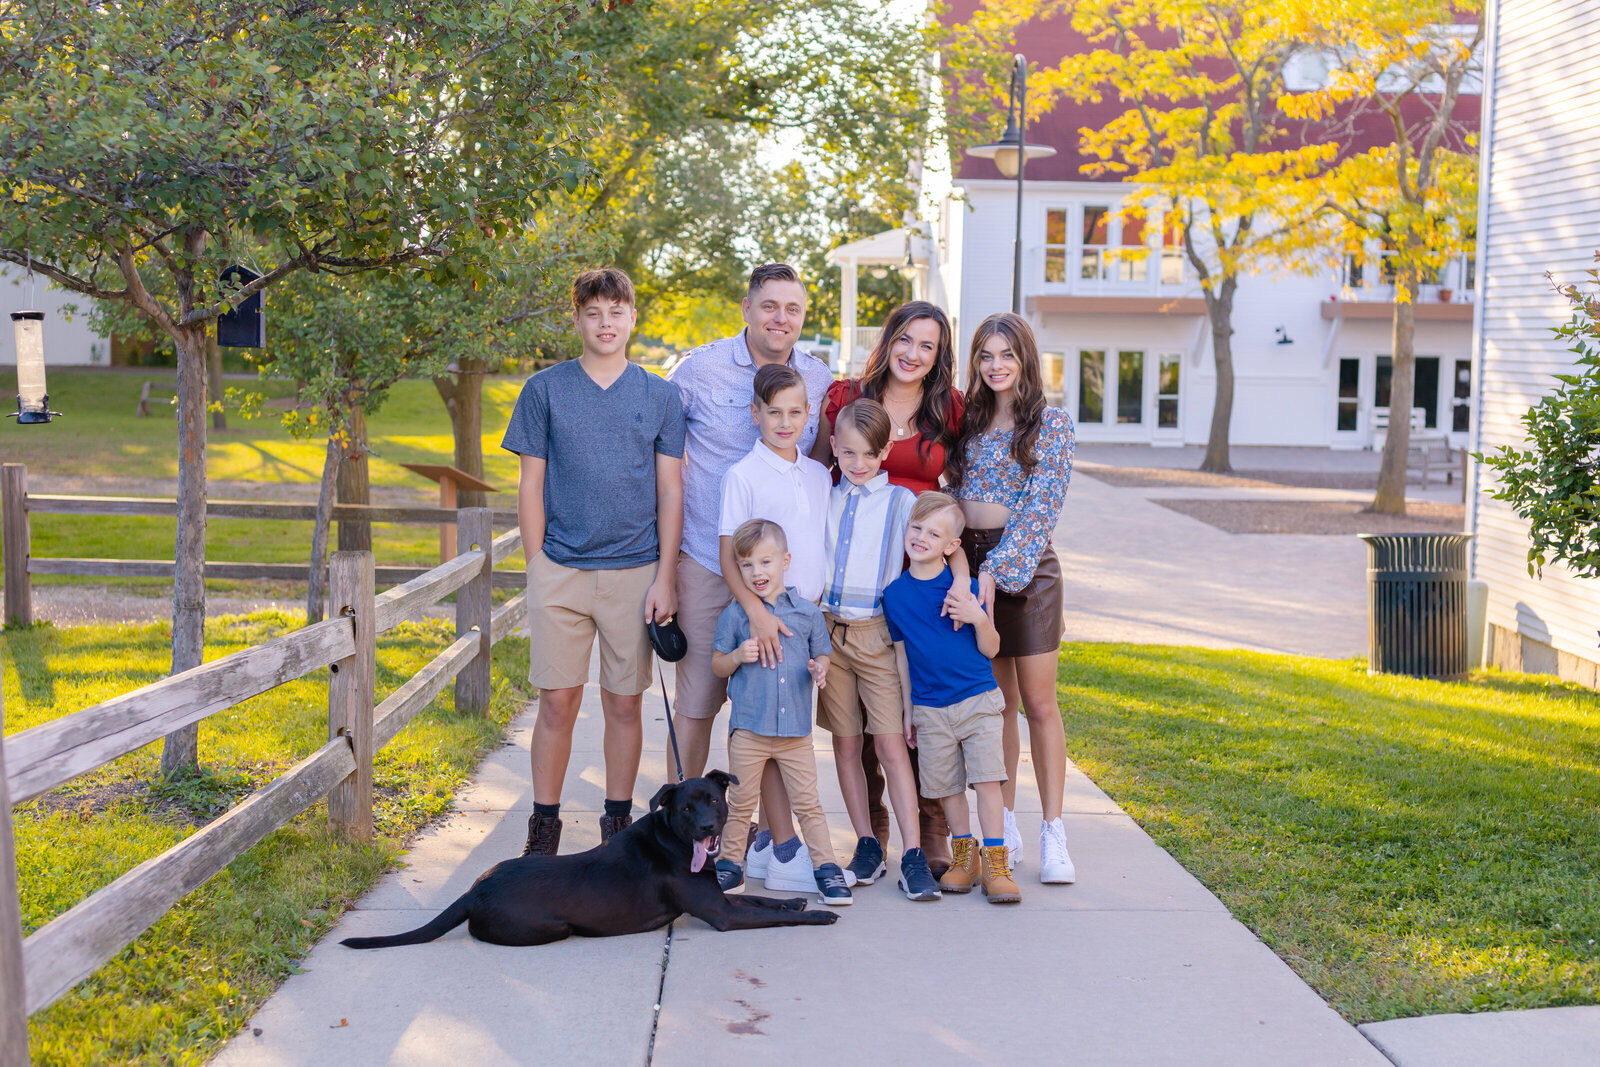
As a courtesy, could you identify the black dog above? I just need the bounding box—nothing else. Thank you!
[342,771,837,949]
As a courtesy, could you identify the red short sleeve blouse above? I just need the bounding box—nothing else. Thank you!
[825,378,965,495]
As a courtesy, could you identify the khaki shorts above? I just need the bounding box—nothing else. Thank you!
[816,614,904,737]
[672,553,733,720]
[912,688,1007,799]
[527,551,655,695]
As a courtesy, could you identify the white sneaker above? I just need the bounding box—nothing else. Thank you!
[746,829,772,878]
[1039,817,1076,884]
[761,841,816,893]
[1003,807,1023,869]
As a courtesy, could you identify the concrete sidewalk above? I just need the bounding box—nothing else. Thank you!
[216,668,1388,1067]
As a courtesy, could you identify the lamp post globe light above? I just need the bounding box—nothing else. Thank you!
[9,309,58,424]
[966,54,1057,315]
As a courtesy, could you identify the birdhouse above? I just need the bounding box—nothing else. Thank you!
[217,265,265,348]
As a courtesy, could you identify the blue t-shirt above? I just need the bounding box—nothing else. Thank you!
[881,567,996,707]
[500,360,686,569]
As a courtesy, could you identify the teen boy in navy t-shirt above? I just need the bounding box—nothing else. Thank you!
[881,492,1021,904]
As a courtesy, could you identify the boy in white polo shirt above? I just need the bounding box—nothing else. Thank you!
[717,361,832,890]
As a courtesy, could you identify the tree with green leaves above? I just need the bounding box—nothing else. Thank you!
[570,0,933,322]
[1283,0,1482,514]
[0,0,600,775]
[1478,259,1600,581]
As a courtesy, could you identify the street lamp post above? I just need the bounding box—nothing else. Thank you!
[966,54,1057,315]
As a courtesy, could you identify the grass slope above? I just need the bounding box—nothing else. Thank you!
[1059,644,1600,1023]
[3,612,531,1065]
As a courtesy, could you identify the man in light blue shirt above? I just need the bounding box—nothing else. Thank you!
[664,263,832,778]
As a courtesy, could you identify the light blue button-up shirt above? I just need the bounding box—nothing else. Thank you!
[667,331,834,575]
[712,589,833,738]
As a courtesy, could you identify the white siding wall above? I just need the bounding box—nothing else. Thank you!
[951,182,1473,446]
[1470,0,1600,676]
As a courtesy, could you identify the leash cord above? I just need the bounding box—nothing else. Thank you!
[658,663,685,783]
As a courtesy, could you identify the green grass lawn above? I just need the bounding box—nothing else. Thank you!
[1059,644,1600,1023]
[3,612,531,1066]
[1,369,529,591]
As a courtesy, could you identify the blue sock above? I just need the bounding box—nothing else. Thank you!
[752,828,773,850]
[983,837,1004,848]
[603,798,631,818]
[953,833,974,840]
[773,836,801,863]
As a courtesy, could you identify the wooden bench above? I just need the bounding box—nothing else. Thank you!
[1407,431,1455,487]
[134,380,178,417]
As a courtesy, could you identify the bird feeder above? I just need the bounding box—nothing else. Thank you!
[9,310,58,423]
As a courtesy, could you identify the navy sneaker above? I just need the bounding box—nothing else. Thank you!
[815,863,854,906]
[846,836,887,885]
[897,847,943,901]
[715,859,744,892]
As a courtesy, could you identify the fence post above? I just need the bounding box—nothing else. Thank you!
[0,683,31,1065]
[326,550,376,841]
[455,507,493,716]
[2,464,31,629]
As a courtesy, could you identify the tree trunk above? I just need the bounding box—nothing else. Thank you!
[161,326,209,779]
[306,434,342,624]
[336,403,371,551]
[1199,277,1238,474]
[434,359,490,507]
[1371,270,1418,515]
[206,329,227,432]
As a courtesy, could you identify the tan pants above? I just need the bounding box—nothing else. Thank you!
[722,731,836,868]
[673,553,733,719]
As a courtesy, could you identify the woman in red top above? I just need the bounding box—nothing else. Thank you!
[812,300,963,491]
[810,300,963,873]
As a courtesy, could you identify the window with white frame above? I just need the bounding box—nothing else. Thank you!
[1045,209,1068,284]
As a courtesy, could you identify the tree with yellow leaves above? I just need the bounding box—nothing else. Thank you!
[1019,0,1336,472]
[1280,0,1482,514]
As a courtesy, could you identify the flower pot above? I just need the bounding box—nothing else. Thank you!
[1437,288,1454,303]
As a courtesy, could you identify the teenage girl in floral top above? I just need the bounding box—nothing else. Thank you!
[946,312,1076,886]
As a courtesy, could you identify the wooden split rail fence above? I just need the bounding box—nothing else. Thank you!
[1,462,522,628]
[0,507,528,1065]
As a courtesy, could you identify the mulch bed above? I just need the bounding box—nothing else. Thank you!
[1156,499,1466,535]
[1079,465,1387,491]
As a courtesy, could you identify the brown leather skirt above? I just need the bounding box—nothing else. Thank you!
[962,527,1064,658]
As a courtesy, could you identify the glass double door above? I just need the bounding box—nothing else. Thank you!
[1076,349,1180,437]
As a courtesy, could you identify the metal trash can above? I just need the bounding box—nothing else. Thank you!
[1359,533,1474,680]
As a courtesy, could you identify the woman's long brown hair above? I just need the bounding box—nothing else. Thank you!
[857,300,958,461]
[946,312,1047,490]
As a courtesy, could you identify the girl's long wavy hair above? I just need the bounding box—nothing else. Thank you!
[946,312,1047,490]
[856,300,958,461]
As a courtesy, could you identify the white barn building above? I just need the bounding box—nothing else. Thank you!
[1468,0,1600,684]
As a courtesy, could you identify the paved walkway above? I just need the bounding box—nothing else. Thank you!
[216,668,1389,1067]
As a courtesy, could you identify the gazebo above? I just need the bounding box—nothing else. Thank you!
[826,227,939,376]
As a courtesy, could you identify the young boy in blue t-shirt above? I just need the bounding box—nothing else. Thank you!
[881,492,1020,904]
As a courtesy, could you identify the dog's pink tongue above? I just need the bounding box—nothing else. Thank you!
[691,838,709,873]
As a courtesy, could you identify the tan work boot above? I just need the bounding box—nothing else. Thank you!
[981,844,1021,904]
[939,836,980,894]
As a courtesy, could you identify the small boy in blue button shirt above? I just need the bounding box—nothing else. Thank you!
[882,492,1019,904]
[710,519,853,905]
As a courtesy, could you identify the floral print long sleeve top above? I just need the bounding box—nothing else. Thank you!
[955,407,1075,593]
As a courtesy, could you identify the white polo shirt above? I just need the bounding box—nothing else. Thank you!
[718,441,833,602]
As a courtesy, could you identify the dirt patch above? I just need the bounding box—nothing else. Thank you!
[1079,465,1385,491]
[1156,499,1465,535]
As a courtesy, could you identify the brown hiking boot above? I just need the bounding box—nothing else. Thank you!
[924,832,953,878]
[981,844,1021,904]
[599,812,632,845]
[522,811,562,856]
[939,836,979,894]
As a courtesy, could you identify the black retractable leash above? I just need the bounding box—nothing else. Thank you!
[647,615,689,783]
